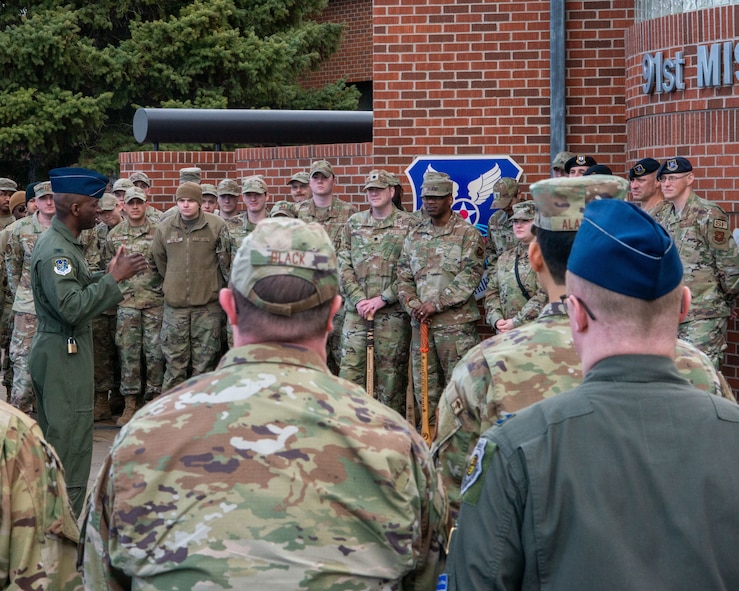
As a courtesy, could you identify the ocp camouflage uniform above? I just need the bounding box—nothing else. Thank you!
[397,211,484,427]
[433,300,736,518]
[337,208,414,415]
[652,192,739,368]
[5,213,50,412]
[0,402,82,590]
[296,196,357,374]
[152,211,231,391]
[106,218,164,401]
[224,213,260,348]
[484,241,543,329]
[0,224,17,397]
[88,223,119,404]
[485,209,514,272]
[227,210,272,254]
[81,343,448,589]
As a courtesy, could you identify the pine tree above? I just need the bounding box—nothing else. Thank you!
[0,0,359,178]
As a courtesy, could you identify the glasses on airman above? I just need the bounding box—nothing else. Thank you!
[560,294,597,321]
[657,173,690,184]
[421,194,451,201]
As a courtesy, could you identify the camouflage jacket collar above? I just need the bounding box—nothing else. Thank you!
[217,342,330,374]
[538,300,568,319]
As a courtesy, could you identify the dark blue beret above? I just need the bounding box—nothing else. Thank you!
[583,164,612,176]
[568,199,682,300]
[49,167,108,199]
[628,158,660,180]
[656,157,693,180]
[564,155,597,174]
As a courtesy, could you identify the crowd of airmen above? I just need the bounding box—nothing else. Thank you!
[0,149,738,588]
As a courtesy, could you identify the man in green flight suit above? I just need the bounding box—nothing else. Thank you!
[29,167,148,517]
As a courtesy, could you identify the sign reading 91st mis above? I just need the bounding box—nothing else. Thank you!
[404,155,524,237]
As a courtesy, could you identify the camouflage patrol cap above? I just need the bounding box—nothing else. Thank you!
[242,175,268,195]
[491,177,519,208]
[99,194,118,211]
[129,171,152,187]
[510,200,536,221]
[0,178,17,192]
[310,160,334,178]
[386,172,402,186]
[270,200,298,218]
[217,179,241,197]
[363,169,394,190]
[112,178,134,193]
[531,174,629,231]
[34,181,52,199]
[564,155,597,174]
[179,167,202,184]
[201,183,217,197]
[552,151,574,171]
[287,171,310,185]
[421,171,453,197]
[231,218,339,316]
[124,186,147,203]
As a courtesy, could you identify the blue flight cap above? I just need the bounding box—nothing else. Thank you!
[49,167,108,199]
[568,199,682,300]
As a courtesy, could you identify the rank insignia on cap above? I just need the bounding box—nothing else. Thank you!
[54,258,72,276]
[634,164,645,175]
[666,159,678,172]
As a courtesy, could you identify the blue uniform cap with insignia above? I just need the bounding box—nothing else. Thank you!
[656,157,692,181]
[49,167,108,199]
[568,199,683,300]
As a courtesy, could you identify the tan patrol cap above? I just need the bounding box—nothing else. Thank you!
[531,174,629,232]
[124,187,147,203]
[179,167,202,184]
[231,218,339,317]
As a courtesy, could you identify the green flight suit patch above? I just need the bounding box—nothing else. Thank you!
[54,258,72,276]
[460,438,497,507]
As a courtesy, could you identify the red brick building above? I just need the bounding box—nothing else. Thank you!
[121,0,739,387]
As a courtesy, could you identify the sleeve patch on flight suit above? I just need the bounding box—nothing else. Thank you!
[54,258,72,276]
[460,438,498,507]
[460,439,487,497]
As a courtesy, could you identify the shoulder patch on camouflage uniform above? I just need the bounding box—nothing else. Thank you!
[53,258,72,276]
[710,218,730,250]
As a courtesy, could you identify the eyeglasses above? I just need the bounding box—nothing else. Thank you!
[658,173,690,184]
[421,194,450,201]
[560,294,597,321]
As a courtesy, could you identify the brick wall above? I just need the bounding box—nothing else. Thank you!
[119,2,739,391]
[371,0,632,199]
[119,144,374,213]
[300,0,373,87]
[625,5,739,389]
